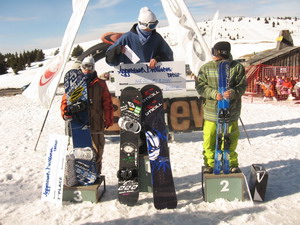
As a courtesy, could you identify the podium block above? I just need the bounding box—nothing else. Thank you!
[63,175,106,203]
[202,168,245,202]
[139,154,152,192]
[249,164,268,201]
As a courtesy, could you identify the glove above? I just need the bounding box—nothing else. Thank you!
[67,100,87,114]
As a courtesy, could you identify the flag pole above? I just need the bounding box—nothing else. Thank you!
[33,0,90,150]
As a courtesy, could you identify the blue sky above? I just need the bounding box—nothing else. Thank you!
[1,0,299,54]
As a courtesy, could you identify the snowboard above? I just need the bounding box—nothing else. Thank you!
[117,86,142,206]
[214,61,231,175]
[64,69,97,186]
[141,84,177,209]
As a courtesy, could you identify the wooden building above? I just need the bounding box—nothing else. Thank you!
[242,30,300,94]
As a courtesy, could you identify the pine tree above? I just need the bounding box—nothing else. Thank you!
[35,49,45,62]
[0,53,8,75]
[54,48,60,56]
[71,45,83,58]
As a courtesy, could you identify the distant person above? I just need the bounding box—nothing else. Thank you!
[281,77,294,100]
[275,75,284,96]
[294,77,300,99]
[105,6,173,68]
[257,77,277,101]
[61,56,114,176]
[195,41,247,173]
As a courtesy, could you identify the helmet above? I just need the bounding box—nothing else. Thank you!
[81,55,95,73]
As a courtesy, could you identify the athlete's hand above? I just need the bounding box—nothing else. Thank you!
[223,90,231,99]
[149,58,157,69]
[216,93,223,101]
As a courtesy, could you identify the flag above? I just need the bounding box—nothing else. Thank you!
[23,0,90,109]
[160,0,212,74]
[210,10,219,48]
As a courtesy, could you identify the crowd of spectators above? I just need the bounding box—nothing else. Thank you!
[256,75,300,101]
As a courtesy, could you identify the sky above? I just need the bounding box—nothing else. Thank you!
[1,0,300,54]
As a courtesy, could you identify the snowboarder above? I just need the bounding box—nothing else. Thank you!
[105,7,177,208]
[105,6,173,70]
[195,41,247,174]
[61,56,114,176]
[105,6,174,154]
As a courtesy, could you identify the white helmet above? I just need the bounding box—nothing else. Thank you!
[81,55,95,73]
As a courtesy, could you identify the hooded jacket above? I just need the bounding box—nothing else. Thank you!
[106,24,173,66]
[195,59,247,122]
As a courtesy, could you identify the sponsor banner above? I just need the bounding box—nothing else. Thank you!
[160,0,212,74]
[41,134,68,204]
[105,96,204,134]
[114,61,186,96]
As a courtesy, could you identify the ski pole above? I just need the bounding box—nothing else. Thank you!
[239,117,251,145]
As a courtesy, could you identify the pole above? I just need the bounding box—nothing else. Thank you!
[239,117,251,146]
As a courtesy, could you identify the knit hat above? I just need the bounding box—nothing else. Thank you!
[81,55,95,73]
[138,7,157,29]
[212,41,231,58]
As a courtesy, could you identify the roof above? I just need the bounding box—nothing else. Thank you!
[243,46,300,67]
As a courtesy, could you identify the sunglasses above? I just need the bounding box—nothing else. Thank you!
[82,64,94,71]
[139,20,159,30]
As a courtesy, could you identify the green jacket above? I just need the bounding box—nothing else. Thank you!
[195,59,247,122]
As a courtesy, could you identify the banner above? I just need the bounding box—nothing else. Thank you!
[210,10,219,48]
[23,0,90,109]
[160,0,212,74]
[41,134,68,204]
[113,61,186,96]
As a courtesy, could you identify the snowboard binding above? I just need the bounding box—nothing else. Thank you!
[117,168,138,180]
[74,147,96,161]
[118,116,141,134]
[67,100,87,115]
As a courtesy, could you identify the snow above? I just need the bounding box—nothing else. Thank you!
[1,17,300,225]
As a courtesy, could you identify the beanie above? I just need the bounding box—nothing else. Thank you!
[82,55,95,65]
[81,55,95,73]
[138,7,157,29]
[212,41,231,58]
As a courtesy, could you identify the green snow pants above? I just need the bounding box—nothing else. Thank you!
[202,120,240,168]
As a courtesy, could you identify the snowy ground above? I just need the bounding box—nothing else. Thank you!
[0,93,300,225]
[1,16,300,225]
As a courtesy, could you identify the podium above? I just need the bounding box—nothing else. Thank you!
[62,175,106,203]
[202,167,246,202]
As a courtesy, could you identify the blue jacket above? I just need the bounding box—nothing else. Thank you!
[106,24,173,66]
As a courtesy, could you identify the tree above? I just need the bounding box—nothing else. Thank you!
[71,45,83,58]
[54,48,60,56]
[264,18,269,24]
[0,53,8,75]
[35,49,45,61]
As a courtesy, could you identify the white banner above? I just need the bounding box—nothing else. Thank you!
[210,10,219,48]
[160,0,212,74]
[41,134,68,204]
[114,61,186,96]
[23,0,90,109]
